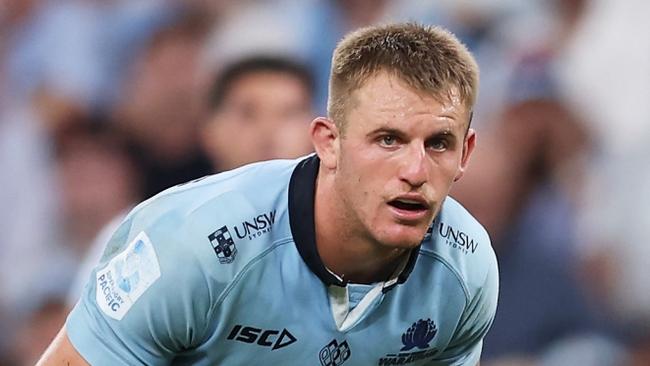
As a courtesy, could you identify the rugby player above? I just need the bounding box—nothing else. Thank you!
[39,23,498,366]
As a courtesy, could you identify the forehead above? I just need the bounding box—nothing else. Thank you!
[227,71,309,97]
[347,72,469,132]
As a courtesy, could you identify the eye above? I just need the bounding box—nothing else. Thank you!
[379,135,398,147]
[427,137,448,152]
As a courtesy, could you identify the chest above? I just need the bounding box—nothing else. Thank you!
[182,254,468,365]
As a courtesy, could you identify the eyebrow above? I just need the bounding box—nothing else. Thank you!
[368,127,408,140]
[430,129,456,138]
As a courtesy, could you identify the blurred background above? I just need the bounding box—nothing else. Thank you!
[1,0,649,365]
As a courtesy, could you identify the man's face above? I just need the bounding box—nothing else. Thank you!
[333,71,475,249]
[202,71,314,171]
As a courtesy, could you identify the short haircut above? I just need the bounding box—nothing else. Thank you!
[208,56,315,110]
[328,23,479,133]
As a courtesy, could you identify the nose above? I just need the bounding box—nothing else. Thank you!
[399,143,428,188]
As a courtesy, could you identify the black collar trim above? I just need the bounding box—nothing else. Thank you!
[288,155,420,289]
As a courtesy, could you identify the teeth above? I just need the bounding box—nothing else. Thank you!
[397,199,422,204]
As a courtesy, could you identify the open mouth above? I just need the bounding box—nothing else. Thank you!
[388,199,428,212]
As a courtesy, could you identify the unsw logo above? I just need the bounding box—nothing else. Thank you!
[234,210,276,240]
[425,221,479,254]
[378,319,438,365]
[208,210,277,264]
[226,324,297,351]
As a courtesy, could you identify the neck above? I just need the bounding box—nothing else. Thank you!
[314,166,409,284]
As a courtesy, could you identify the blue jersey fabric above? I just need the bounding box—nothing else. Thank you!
[67,155,499,366]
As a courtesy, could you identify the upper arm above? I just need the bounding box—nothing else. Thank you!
[60,204,221,365]
[432,253,499,365]
[37,326,90,366]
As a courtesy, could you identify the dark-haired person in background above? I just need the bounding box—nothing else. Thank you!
[201,56,315,172]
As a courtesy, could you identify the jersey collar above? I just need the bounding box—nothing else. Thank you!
[288,154,420,289]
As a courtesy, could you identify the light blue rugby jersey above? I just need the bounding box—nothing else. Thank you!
[67,155,499,366]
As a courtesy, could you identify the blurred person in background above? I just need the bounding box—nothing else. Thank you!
[0,0,178,113]
[555,0,650,364]
[558,0,650,331]
[3,118,142,366]
[112,9,214,199]
[0,0,90,356]
[0,112,143,365]
[0,97,69,362]
[0,0,185,325]
[0,0,90,352]
[453,1,638,364]
[447,1,629,356]
[452,97,606,363]
[53,121,142,254]
[0,2,214,363]
[201,56,315,172]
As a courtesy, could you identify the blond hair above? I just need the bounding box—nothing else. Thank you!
[328,23,479,133]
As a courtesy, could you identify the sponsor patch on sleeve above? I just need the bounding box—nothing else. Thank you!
[96,231,161,320]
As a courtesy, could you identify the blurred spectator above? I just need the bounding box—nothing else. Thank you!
[201,56,315,171]
[53,120,141,253]
[558,0,650,333]
[1,0,106,107]
[0,0,180,349]
[452,97,601,361]
[0,6,188,350]
[113,9,214,199]
[0,100,70,358]
[0,108,141,362]
[0,0,177,110]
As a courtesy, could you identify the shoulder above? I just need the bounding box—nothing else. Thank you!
[67,158,307,360]
[418,197,499,359]
[99,158,302,298]
[420,196,498,302]
[126,157,301,233]
[142,157,301,216]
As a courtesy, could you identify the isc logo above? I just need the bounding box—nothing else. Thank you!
[226,325,297,350]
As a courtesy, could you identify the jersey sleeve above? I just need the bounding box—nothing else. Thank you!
[66,203,219,365]
[431,249,499,365]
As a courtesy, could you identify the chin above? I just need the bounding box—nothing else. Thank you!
[374,225,427,249]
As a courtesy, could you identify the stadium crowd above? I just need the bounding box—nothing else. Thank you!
[1,0,649,365]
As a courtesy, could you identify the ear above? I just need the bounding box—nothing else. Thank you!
[310,117,339,170]
[454,128,476,182]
